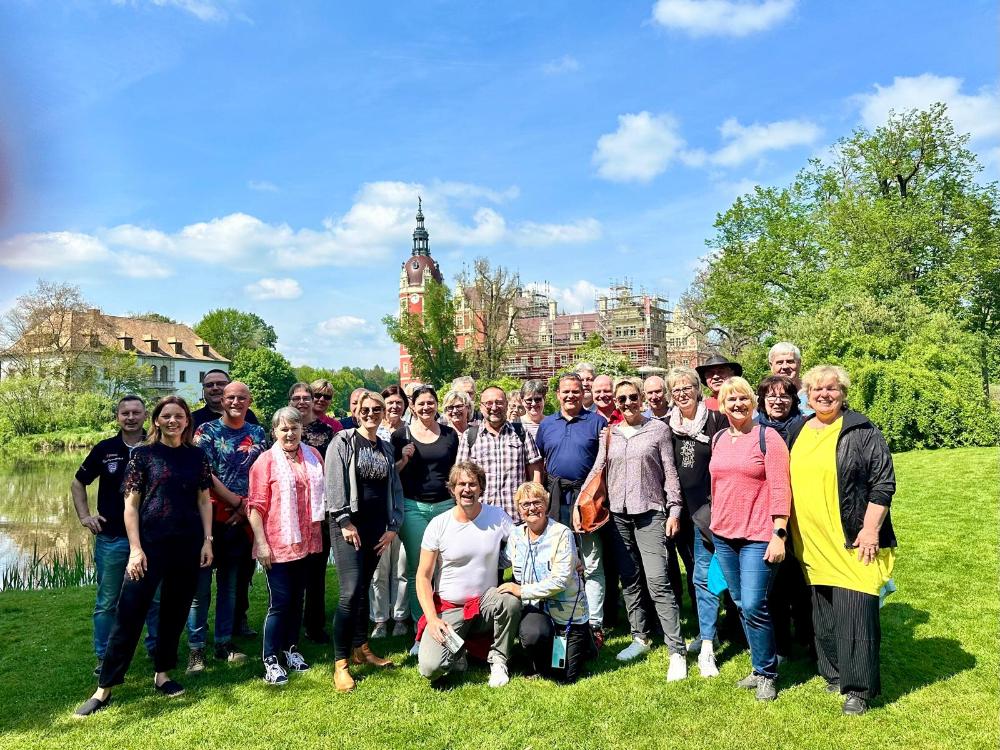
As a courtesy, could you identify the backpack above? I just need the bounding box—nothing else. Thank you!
[466,420,526,451]
[712,423,769,454]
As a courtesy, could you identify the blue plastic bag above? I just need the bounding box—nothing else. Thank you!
[707,553,728,596]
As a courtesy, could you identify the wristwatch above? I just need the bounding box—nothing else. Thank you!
[772,528,787,540]
[204,535,214,543]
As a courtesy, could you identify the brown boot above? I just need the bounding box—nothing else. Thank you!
[333,659,355,693]
[350,643,394,668]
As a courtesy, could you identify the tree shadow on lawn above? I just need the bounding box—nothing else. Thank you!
[877,602,976,706]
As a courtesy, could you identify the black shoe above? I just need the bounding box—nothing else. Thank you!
[154,678,185,698]
[843,696,868,715]
[93,659,103,677]
[73,695,111,718]
[236,618,258,638]
[305,629,331,644]
[825,680,841,694]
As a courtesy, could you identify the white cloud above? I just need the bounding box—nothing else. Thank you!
[247,179,279,192]
[527,280,607,314]
[706,117,822,166]
[113,0,231,22]
[1,179,600,275]
[853,74,1000,143]
[542,55,580,75]
[245,277,302,300]
[651,0,796,38]
[593,112,687,183]
[317,315,371,338]
[514,218,602,246]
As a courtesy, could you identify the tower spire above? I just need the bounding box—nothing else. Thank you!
[412,196,430,256]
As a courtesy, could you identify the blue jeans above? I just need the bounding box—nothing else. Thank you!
[692,530,720,642]
[262,557,309,660]
[712,535,778,678]
[94,535,158,659]
[187,559,238,648]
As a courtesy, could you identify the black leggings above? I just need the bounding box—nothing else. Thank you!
[99,539,201,688]
[331,524,383,660]
[519,606,590,683]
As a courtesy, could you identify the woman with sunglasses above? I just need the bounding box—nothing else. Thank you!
[583,378,688,681]
[287,382,337,643]
[326,390,404,692]
[392,385,460,650]
[310,379,344,433]
[369,385,411,639]
[518,379,548,440]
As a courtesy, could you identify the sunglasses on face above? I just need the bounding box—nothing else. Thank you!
[523,396,543,404]
[616,393,641,405]
[313,392,332,400]
[359,406,384,416]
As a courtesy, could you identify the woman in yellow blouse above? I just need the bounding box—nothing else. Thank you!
[786,365,896,716]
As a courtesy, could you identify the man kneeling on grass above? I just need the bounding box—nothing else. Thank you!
[415,461,520,688]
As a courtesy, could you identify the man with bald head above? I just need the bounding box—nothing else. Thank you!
[186,381,267,672]
[642,376,669,421]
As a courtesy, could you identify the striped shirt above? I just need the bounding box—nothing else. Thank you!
[456,421,542,521]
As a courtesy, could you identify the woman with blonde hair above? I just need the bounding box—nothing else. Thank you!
[326,390,405,692]
[441,389,473,435]
[709,376,791,701]
[786,365,897,715]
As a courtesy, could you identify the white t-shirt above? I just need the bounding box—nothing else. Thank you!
[421,503,514,604]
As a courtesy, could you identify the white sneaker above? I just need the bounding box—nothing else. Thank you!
[408,641,420,657]
[616,637,651,662]
[283,647,310,672]
[371,622,388,639]
[666,652,687,682]
[698,642,720,678]
[487,660,509,688]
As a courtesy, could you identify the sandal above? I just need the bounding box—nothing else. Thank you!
[154,679,185,697]
[73,696,111,718]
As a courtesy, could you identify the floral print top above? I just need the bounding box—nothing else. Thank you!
[123,442,212,545]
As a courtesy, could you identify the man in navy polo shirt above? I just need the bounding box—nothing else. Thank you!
[71,395,159,676]
[534,372,607,646]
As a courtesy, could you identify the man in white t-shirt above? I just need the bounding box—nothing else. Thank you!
[416,461,520,687]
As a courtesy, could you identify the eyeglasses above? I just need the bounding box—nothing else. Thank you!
[445,405,465,412]
[290,396,312,403]
[670,386,696,397]
[523,396,543,404]
[358,406,384,417]
[313,392,332,400]
[223,395,249,403]
[518,500,546,510]
[616,393,641,405]
[765,394,793,402]
[481,401,505,409]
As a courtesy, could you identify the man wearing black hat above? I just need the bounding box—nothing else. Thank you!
[695,355,743,411]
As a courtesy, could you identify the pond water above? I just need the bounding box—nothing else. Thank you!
[0,453,94,586]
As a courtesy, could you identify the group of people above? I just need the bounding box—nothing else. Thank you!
[71,344,898,718]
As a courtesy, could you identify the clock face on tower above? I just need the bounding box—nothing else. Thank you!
[409,293,420,304]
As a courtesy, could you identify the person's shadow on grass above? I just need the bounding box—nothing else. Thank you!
[878,602,975,705]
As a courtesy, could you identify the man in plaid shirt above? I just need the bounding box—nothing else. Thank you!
[456,386,543,522]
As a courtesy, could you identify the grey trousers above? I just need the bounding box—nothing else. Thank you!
[417,587,522,680]
[609,509,686,654]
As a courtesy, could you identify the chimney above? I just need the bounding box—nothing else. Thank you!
[142,333,158,352]
[116,332,133,351]
[195,340,211,356]
[166,336,182,354]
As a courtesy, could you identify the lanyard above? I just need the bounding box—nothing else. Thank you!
[524,527,583,636]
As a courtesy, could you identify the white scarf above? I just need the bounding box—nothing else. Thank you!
[270,442,326,546]
[669,401,711,443]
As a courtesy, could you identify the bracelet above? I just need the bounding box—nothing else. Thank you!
[204,535,214,543]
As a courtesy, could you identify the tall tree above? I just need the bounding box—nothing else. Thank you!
[382,278,465,388]
[457,258,521,381]
[194,308,278,360]
[230,347,297,422]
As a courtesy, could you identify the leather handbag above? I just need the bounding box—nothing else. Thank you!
[572,425,612,533]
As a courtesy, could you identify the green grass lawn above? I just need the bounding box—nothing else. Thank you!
[1,447,997,750]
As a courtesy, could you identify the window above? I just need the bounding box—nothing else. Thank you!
[533,356,541,367]
[179,370,186,383]
[199,371,206,383]
[160,365,168,382]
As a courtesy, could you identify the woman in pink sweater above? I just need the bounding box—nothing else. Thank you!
[709,376,791,702]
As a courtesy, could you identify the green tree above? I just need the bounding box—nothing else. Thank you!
[456,258,521,381]
[382,279,465,388]
[194,308,278,360]
[128,312,177,324]
[96,348,155,402]
[230,347,297,423]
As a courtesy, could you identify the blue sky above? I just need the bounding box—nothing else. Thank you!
[1,0,997,369]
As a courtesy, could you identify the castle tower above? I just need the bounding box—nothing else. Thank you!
[398,197,443,385]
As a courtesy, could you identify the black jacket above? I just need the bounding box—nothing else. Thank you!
[787,408,897,550]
